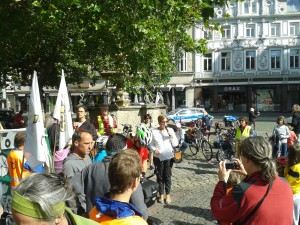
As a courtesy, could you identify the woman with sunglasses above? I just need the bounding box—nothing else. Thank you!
[148,115,178,204]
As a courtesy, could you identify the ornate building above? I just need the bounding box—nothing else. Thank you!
[175,0,300,112]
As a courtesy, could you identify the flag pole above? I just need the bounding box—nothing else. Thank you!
[52,121,59,173]
[20,154,25,180]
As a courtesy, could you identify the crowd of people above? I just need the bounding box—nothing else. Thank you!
[4,103,300,225]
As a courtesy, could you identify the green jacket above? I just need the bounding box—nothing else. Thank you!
[66,207,99,225]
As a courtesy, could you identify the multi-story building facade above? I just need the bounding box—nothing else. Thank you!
[173,0,300,113]
[2,0,300,114]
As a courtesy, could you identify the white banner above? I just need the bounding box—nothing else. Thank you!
[24,72,51,169]
[53,70,73,150]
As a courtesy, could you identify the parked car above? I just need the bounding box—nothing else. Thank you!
[167,108,214,124]
[0,109,15,129]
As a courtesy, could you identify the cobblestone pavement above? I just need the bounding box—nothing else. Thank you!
[146,119,280,225]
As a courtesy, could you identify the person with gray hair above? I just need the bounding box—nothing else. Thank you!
[211,136,294,225]
[71,133,148,220]
[11,173,98,225]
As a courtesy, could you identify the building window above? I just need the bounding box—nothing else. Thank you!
[221,52,231,71]
[290,22,300,36]
[290,49,300,68]
[222,26,231,39]
[246,25,255,37]
[271,50,281,69]
[287,0,300,12]
[203,53,212,71]
[270,23,280,36]
[246,51,256,70]
[177,52,187,72]
[203,29,212,39]
[243,0,258,14]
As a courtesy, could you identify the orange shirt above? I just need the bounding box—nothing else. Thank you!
[7,149,31,187]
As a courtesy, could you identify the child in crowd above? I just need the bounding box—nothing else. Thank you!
[89,150,148,224]
[288,124,297,148]
[284,144,300,225]
[273,116,290,157]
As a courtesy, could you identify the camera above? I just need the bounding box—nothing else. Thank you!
[225,162,238,170]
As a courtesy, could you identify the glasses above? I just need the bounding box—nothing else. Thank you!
[239,120,245,122]
[146,117,150,119]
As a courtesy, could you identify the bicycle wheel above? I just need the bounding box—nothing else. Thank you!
[201,140,213,161]
[208,128,217,147]
[216,149,226,162]
[189,141,199,156]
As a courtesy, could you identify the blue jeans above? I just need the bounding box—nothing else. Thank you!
[280,142,288,157]
[180,142,189,153]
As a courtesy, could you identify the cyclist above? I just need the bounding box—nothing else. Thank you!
[126,124,152,174]
[202,110,212,131]
[235,116,254,152]
[173,122,189,155]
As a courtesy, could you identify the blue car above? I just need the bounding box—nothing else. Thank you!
[167,108,214,124]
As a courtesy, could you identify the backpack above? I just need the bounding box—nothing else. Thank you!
[141,179,159,208]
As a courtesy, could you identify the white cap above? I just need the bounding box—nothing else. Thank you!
[250,108,255,112]
[175,122,181,128]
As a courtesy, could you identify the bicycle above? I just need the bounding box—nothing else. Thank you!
[208,122,235,147]
[213,128,235,162]
[185,127,213,161]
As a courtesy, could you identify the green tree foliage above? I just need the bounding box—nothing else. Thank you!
[0,0,229,91]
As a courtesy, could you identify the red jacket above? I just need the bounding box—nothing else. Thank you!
[211,172,293,225]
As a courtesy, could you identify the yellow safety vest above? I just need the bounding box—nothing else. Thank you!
[235,125,252,140]
[235,125,252,152]
[97,115,115,135]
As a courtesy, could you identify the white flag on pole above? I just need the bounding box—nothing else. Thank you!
[53,70,73,150]
[24,71,51,169]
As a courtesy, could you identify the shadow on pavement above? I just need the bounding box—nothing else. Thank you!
[177,166,217,175]
[163,205,216,224]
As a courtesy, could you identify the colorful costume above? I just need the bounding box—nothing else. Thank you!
[89,196,147,225]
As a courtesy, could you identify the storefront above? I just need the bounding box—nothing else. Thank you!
[251,85,281,112]
[217,86,247,112]
[195,83,293,113]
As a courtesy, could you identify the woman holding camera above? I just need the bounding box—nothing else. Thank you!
[211,136,293,225]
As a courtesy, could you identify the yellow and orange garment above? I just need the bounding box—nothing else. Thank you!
[7,149,31,187]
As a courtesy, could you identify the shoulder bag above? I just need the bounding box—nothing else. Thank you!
[233,181,273,225]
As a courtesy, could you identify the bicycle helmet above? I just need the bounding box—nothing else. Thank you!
[136,123,153,146]
[95,135,109,150]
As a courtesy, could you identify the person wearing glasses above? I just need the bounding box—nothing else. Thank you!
[235,116,254,151]
[73,105,98,141]
[235,116,254,140]
[149,115,178,204]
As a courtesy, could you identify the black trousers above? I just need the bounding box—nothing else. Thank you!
[154,157,173,195]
